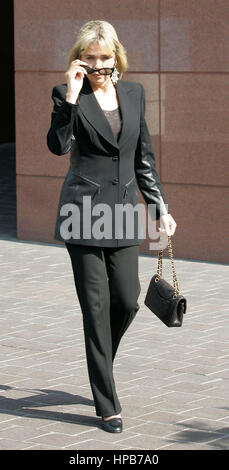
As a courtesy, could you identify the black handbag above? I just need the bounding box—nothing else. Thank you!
[144,236,187,327]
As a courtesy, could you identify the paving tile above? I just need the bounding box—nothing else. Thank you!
[0,425,52,441]
[202,436,229,449]
[177,407,229,421]
[63,439,130,450]
[131,411,183,424]
[113,433,173,450]
[28,432,89,448]
[22,443,42,449]
[0,414,21,424]
[157,441,216,450]
[35,421,98,435]
[120,420,189,437]
[173,417,229,435]
[165,429,225,444]
[0,438,36,450]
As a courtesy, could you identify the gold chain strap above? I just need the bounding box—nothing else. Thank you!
[156,236,180,298]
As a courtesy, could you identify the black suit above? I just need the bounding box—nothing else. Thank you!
[46,77,168,418]
[47,76,168,247]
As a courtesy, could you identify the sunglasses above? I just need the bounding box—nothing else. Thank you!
[82,64,115,76]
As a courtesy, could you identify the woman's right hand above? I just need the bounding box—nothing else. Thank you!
[65,59,89,104]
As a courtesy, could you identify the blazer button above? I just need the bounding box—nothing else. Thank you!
[112,178,119,185]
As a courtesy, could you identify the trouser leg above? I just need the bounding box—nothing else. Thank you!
[103,245,141,362]
[65,243,121,418]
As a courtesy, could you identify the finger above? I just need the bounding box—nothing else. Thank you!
[72,59,89,66]
[71,68,87,78]
[71,64,88,73]
[66,68,87,78]
[74,68,87,76]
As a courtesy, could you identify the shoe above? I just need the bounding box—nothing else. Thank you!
[101,417,123,433]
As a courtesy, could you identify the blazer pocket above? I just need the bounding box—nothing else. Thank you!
[123,176,137,200]
[74,173,101,201]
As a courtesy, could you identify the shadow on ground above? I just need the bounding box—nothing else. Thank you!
[0,384,103,429]
[0,385,228,447]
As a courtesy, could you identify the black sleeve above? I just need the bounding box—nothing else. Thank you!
[47,85,78,156]
[134,84,169,220]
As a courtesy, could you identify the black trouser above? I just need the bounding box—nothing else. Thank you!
[65,243,141,418]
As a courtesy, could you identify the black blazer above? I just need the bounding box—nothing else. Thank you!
[47,76,168,247]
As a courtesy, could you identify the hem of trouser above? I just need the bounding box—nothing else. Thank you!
[96,406,122,418]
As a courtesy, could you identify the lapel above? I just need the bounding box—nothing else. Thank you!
[78,76,135,150]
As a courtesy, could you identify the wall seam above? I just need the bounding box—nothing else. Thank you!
[158,0,162,183]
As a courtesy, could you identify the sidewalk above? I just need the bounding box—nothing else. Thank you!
[0,236,229,450]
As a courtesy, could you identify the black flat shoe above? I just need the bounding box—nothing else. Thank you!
[101,417,123,433]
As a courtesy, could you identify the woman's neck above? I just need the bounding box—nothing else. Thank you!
[88,77,119,110]
[90,78,114,95]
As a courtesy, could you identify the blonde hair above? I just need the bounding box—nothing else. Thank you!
[67,20,128,79]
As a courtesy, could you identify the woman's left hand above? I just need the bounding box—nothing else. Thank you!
[159,213,177,237]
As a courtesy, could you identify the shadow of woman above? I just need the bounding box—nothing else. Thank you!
[0,385,102,429]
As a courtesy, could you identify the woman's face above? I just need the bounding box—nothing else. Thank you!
[80,42,115,88]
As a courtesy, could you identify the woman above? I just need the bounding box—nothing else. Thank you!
[47,20,177,433]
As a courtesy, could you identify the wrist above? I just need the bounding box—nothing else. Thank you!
[66,93,79,104]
